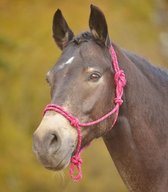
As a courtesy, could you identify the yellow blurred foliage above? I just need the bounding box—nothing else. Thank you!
[0,0,167,192]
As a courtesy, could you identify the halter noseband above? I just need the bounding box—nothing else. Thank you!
[43,45,126,181]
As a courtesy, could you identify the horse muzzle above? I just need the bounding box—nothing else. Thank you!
[32,111,78,171]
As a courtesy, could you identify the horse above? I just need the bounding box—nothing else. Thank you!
[33,5,168,192]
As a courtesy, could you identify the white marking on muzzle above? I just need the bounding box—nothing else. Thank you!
[34,111,77,143]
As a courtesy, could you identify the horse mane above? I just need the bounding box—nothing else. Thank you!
[123,49,168,83]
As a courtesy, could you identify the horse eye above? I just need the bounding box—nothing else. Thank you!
[89,72,101,82]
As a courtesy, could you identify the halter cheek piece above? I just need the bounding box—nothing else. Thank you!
[43,45,126,181]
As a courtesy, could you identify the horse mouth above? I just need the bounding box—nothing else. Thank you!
[37,151,72,171]
[45,163,66,171]
[44,159,69,171]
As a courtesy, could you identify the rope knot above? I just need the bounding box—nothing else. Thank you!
[71,155,83,166]
[114,70,126,87]
[114,98,123,106]
[70,118,79,127]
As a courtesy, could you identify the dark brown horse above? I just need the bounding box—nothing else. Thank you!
[33,5,168,192]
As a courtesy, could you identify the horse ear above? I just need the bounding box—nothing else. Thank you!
[52,9,74,50]
[89,4,111,47]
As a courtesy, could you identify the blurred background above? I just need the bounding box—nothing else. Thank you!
[0,0,168,192]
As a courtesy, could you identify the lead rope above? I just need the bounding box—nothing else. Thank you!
[43,45,126,181]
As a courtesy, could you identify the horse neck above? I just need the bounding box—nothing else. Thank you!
[103,45,168,192]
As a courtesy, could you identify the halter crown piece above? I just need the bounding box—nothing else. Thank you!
[43,45,126,182]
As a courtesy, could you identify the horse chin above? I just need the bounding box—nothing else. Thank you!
[45,159,70,171]
[39,153,71,171]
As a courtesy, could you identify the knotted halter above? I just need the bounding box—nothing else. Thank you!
[43,45,126,181]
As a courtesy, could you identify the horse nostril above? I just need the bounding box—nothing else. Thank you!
[47,132,61,154]
[33,131,61,155]
[50,134,58,147]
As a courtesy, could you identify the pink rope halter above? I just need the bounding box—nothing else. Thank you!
[43,45,126,181]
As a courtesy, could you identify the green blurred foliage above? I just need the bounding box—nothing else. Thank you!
[0,0,167,192]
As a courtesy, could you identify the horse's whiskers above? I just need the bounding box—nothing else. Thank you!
[53,170,65,182]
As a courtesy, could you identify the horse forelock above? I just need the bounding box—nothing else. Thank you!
[72,32,93,45]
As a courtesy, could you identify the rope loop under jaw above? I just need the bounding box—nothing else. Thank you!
[69,155,83,181]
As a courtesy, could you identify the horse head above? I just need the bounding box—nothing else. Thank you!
[33,5,116,173]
